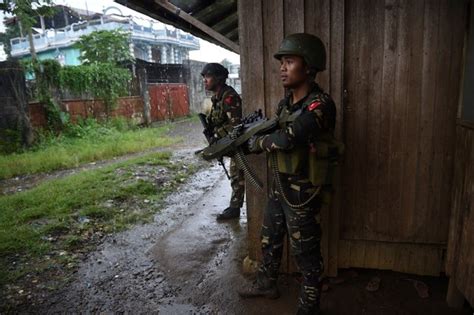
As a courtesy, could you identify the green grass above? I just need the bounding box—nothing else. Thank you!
[0,151,198,286]
[0,119,181,180]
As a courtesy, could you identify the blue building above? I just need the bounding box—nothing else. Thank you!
[8,6,200,65]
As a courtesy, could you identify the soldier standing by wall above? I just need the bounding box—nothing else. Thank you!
[201,63,245,220]
[238,34,341,315]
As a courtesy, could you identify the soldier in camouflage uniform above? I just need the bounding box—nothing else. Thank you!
[238,34,341,315]
[201,63,245,220]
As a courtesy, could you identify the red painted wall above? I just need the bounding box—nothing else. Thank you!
[29,96,144,128]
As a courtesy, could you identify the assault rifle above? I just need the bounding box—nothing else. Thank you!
[199,110,279,191]
[197,113,230,179]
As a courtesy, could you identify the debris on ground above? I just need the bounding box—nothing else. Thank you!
[366,276,381,292]
[404,278,430,299]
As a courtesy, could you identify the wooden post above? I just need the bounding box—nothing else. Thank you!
[137,68,151,125]
[446,277,465,308]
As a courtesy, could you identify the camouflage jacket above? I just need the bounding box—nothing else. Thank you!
[258,83,336,152]
[253,83,339,187]
[209,84,242,138]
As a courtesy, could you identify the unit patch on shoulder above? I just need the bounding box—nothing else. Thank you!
[308,101,322,111]
[224,95,234,105]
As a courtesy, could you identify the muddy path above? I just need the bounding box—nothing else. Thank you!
[18,160,230,314]
[0,118,206,196]
[14,160,472,314]
[3,118,473,314]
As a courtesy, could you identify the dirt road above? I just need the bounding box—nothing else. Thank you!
[4,119,473,314]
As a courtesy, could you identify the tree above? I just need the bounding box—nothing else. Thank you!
[76,30,134,65]
[0,0,55,61]
[0,23,21,59]
[0,1,55,146]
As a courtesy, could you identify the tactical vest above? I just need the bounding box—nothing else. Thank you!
[209,87,236,137]
[272,93,344,187]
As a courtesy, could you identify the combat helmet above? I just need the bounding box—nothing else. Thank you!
[274,33,326,71]
[201,63,229,80]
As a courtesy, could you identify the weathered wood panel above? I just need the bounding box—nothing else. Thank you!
[239,0,467,278]
[447,124,474,306]
[338,240,444,276]
[341,0,467,245]
[327,0,345,277]
[263,0,285,118]
[238,0,267,262]
[446,3,474,305]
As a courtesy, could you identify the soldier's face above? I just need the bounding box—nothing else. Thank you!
[203,74,217,92]
[279,55,308,88]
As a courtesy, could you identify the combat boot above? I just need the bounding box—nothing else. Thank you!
[216,207,240,220]
[238,274,280,299]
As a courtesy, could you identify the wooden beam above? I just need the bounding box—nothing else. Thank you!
[447,277,465,308]
[155,0,240,54]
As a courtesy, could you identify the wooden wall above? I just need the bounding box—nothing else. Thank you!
[238,0,344,274]
[340,0,467,276]
[446,0,474,307]
[446,123,474,307]
[239,0,468,277]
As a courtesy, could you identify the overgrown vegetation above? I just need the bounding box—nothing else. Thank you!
[22,59,67,131]
[60,63,131,116]
[0,0,55,60]
[75,30,133,65]
[0,151,198,287]
[0,118,180,180]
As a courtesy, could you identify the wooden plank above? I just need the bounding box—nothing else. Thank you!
[399,0,424,240]
[378,241,396,270]
[437,0,468,243]
[338,240,444,276]
[327,0,344,277]
[349,0,369,241]
[238,0,267,261]
[154,0,240,54]
[364,0,385,242]
[387,0,409,241]
[373,0,398,242]
[446,126,469,275]
[284,0,304,35]
[427,0,451,244]
[262,0,284,118]
[414,0,440,243]
[304,0,330,91]
[340,0,360,240]
[454,126,474,306]
[447,277,465,309]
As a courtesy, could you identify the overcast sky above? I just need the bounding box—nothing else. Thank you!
[0,0,240,64]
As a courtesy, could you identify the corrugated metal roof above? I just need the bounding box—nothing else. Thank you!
[115,0,239,53]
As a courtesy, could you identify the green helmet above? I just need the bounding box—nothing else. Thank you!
[274,33,326,71]
[201,63,229,79]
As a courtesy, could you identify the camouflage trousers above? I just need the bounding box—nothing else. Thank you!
[259,178,324,312]
[229,157,245,208]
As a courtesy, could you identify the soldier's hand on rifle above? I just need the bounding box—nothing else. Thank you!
[247,135,264,154]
